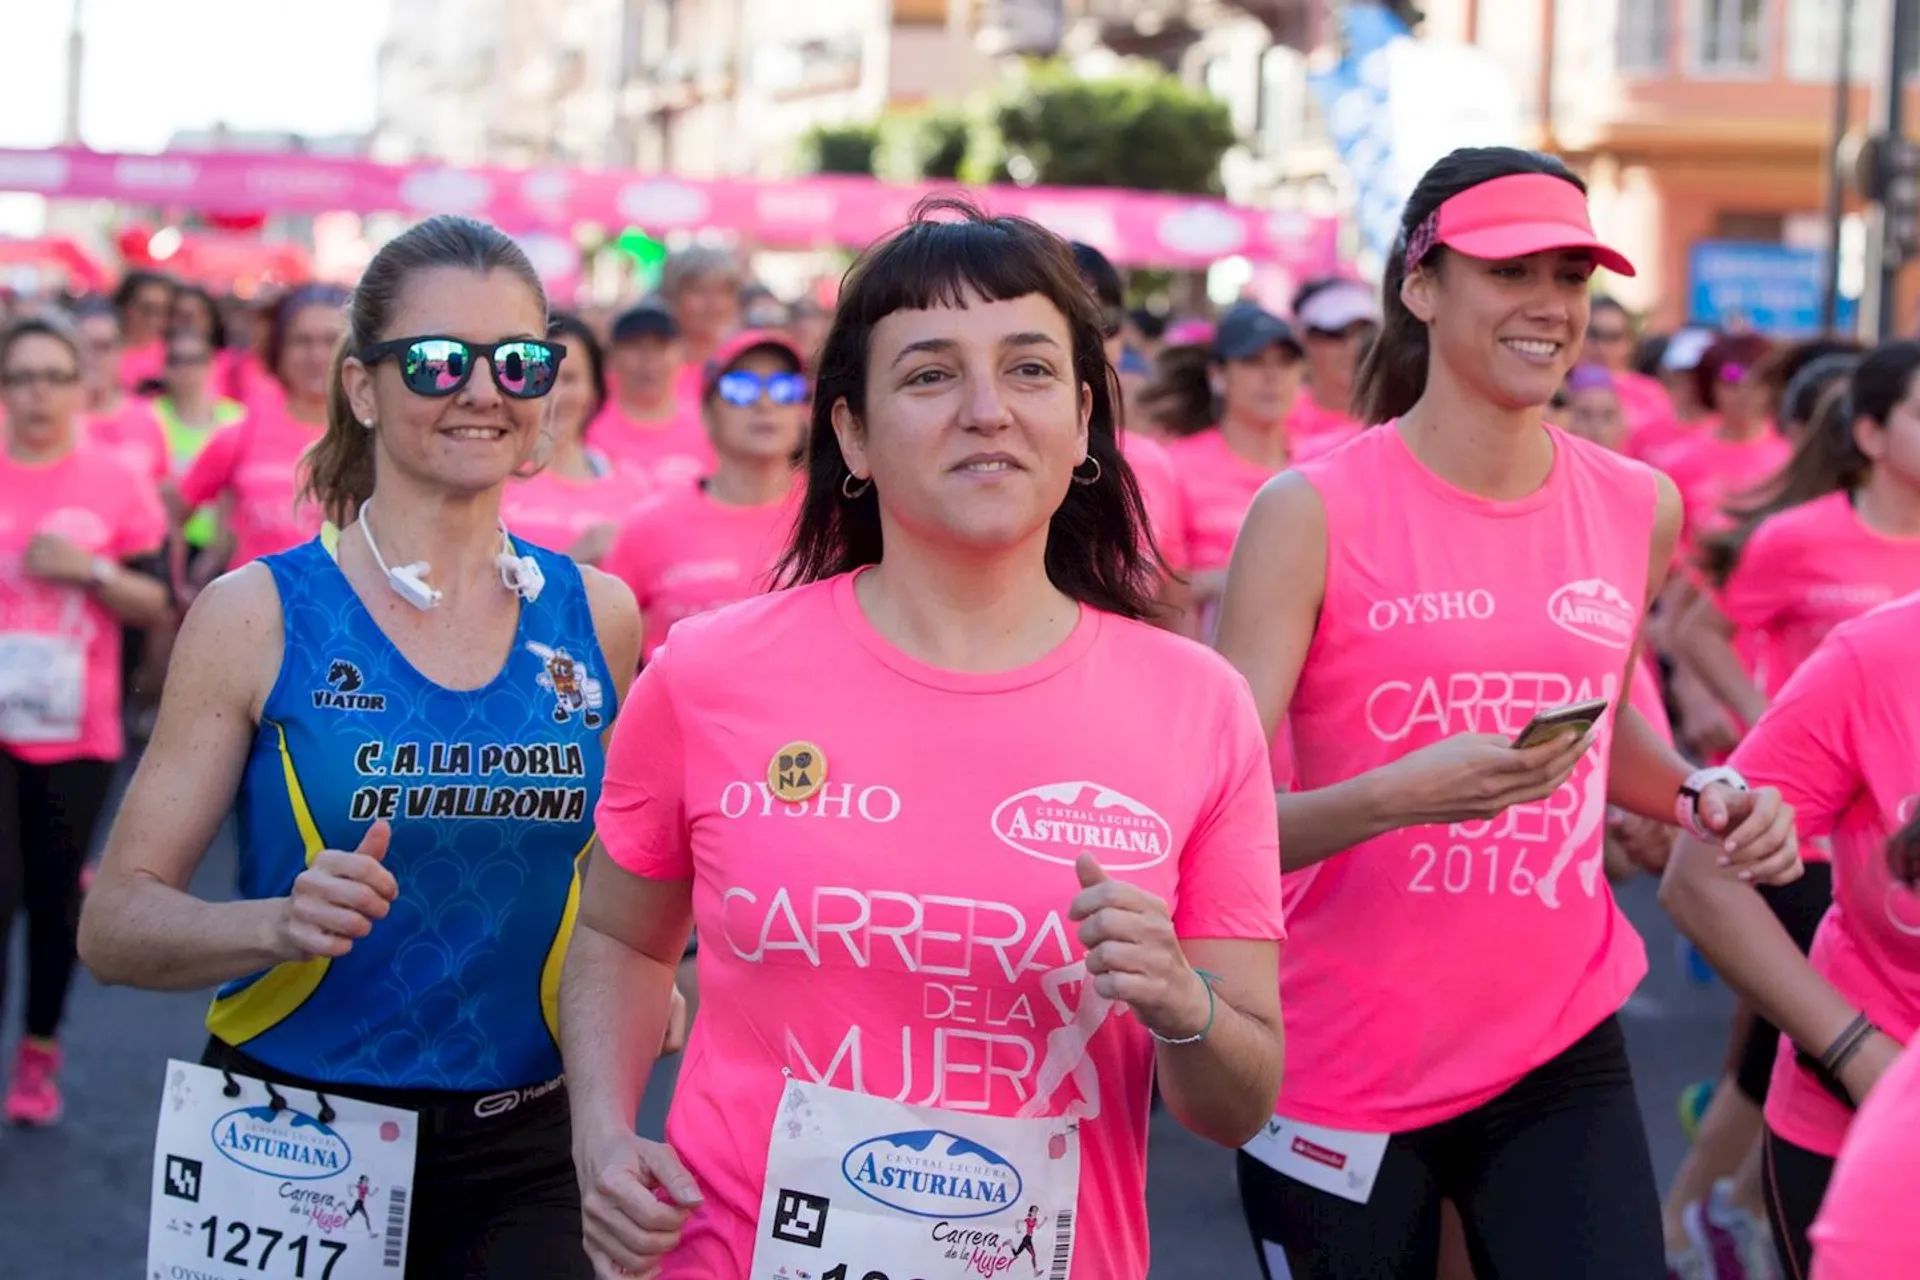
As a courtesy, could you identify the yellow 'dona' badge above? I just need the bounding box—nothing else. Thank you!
[768,741,828,804]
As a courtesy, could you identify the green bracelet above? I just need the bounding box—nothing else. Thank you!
[1150,968,1221,1046]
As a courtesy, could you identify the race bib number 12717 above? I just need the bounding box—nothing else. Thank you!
[147,1060,418,1279]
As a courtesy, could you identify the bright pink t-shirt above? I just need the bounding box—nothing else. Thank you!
[1286,396,1364,456]
[85,399,170,487]
[120,340,165,394]
[1165,429,1278,576]
[588,402,715,495]
[1629,652,1673,746]
[0,446,167,763]
[601,482,797,662]
[1810,1037,1920,1278]
[500,463,649,559]
[1613,369,1674,434]
[1118,431,1189,571]
[1662,427,1793,545]
[1719,491,1920,700]
[595,574,1286,1280]
[1737,592,1920,1158]
[1278,424,1657,1131]
[177,410,325,566]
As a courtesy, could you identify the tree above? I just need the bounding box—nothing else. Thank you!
[876,104,973,182]
[797,122,881,176]
[969,60,1237,194]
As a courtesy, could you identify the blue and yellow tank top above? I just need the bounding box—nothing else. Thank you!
[210,535,613,1091]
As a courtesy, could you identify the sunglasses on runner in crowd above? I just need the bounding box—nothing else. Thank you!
[715,369,809,407]
[356,336,567,400]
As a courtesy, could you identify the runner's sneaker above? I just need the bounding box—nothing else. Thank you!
[1685,1179,1780,1280]
[1667,1245,1711,1280]
[3,1038,64,1126]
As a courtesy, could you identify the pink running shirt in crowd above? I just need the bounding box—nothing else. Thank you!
[601,482,797,662]
[1662,428,1793,545]
[1118,431,1189,571]
[1612,369,1675,434]
[1277,424,1657,1132]
[1734,592,1920,1158]
[501,464,648,558]
[120,340,165,394]
[1718,490,1920,700]
[85,398,170,486]
[1169,426,1354,573]
[1629,653,1673,746]
[1286,396,1364,457]
[177,409,325,566]
[1809,1038,1920,1278]
[587,401,715,494]
[595,574,1286,1280]
[0,446,167,764]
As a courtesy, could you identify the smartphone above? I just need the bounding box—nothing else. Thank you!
[1511,697,1612,749]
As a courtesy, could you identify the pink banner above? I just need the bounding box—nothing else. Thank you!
[0,147,1338,274]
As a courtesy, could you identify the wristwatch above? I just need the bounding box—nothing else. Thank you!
[1676,765,1749,841]
[87,556,115,588]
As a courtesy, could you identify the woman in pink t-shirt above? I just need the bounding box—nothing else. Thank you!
[74,300,170,487]
[589,298,716,493]
[566,200,1287,1280]
[173,284,346,572]
[1661,590,1920,1275]
[113,268,175,396]
[1151,305,1308,633]
[503,312,645,563]
[1287,277,1377,453]
[1809,1006,1920,1278]
[1583,296,1673,436]
[0,312,170,1126]
[602,328,806,664]
[1214,147,1802,1279]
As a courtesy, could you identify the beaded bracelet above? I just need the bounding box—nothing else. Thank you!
[1150,969,1223,1046]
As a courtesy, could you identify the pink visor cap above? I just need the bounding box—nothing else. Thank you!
[1407,174,1636,277]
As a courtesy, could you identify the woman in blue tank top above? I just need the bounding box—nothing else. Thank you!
[79,215,646,1279]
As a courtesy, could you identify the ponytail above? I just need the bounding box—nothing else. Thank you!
[302,338,378,528]
[1698,379,1867,585]
[1353,247,1428,425]
[1137,345,1216,437]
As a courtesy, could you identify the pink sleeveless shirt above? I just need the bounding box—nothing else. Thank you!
[1278,423,1657,1132]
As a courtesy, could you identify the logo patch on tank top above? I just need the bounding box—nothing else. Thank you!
[312,658,387,712]
[1545,579,1636,649]
[527,641,604,729]
[767,741,828,803]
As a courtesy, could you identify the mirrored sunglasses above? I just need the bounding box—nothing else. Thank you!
[357,336,566,400]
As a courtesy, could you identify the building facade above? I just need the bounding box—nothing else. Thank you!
[617,0,1001,178]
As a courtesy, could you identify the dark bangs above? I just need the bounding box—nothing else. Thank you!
[778,197,1163,619]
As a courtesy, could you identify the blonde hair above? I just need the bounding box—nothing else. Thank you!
[302,215,548,527]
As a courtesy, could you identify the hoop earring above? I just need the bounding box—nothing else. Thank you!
[841,473,873,500]
[1071,456,1102,486]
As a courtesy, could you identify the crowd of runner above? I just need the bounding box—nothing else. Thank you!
[0,143,1915,1279]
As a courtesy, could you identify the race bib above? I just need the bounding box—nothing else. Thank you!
[147,1061,418,1280]
[750,1077,1081,1280]
[0,629,85,744]
[1242,1113,1390,1206]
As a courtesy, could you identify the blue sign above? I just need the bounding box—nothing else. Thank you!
[1687,241,1857,338]
[1308,3,1412,263]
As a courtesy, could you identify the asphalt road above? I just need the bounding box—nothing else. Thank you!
[0,803,1730,1279]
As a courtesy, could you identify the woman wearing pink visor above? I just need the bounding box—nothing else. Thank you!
[1216,147,1802,1278]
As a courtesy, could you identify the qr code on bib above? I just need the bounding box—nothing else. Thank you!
[771,1189,830,1248]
